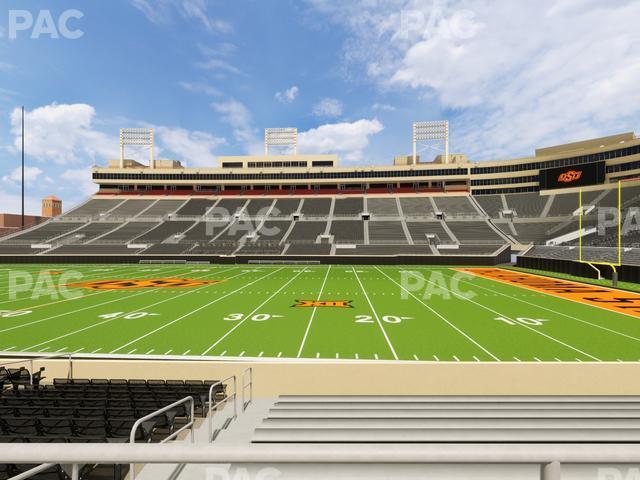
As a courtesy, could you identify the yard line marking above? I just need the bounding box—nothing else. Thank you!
[458,268,640,319]
[3,346,16,351]
[164,349,173,355]
[127,349,137,354]
[375,267,499,361]
[454,270,640,344]
[258,351,264,357]
[534,357,542,362]
[91,348,102,354]
[55,347,67,352]
[355,353,359,359]
[0,263,167,308]
[239,351,245,357]
[413,354,419,361]
[145,349,154,355]
[433,355,439,361]
[0,265,204,334]
[374,353,379,360]
[453,355,460,362]
[422,269,601,362]
[335,353,339,359]
[277,352,282,358]
[316,352,320,358]
[296,265,331,358]
[352,267,398,360]
[182,349,191,356]
[0,263,136,297]
[555,357,561,362]
[514,357,521,362]
[473,356,480,362]
[38,347,49,352]
[112,267,284,355]
[22,267,244,352]
[201,267,307,355]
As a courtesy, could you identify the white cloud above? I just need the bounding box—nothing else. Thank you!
[211,99,261,153]
[196,57,241,75]
[3,166,43,185]
[0,187,41,216]
[9,104,115,165]
[155,126,225,167]
[60,168,98,197]
[299,118,384,162]
[179,81,222,97]
[276,86,300,103]
[130,0,232,33]
[372,103,396,112]
[307,0,640,160]
[312,98,343,118]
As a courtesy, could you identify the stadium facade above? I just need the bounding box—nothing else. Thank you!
[1,127,639,280]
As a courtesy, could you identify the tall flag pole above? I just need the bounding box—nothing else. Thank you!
[21,105,25,229]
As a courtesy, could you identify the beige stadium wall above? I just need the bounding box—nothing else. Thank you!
[3,357,640,396]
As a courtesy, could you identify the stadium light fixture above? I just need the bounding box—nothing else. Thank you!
[120,128,155,168]
[412,120,449,165]
[265,128,297,155]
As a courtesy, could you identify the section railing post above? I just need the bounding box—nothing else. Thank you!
[234,375,238,418]
[71,463,79,480]
[541,461,561,480]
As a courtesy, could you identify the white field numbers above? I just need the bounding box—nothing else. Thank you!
[495,316,549,326]
[224,313,283,322]
[98,312,159,320]
[355,315,412,324]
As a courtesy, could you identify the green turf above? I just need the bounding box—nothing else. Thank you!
[1,264,640,362]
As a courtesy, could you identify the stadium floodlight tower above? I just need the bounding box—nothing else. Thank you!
[412,120,449,165]
[265,127,297,155]
[120,128,155,168]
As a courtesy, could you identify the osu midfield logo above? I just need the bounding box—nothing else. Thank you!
[293,300,353,308]
[66,278,221,290]
[557,170,583,183]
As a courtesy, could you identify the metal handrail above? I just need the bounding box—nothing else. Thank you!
[7,463,56,480]
[208,375,237,442]
[242,367,253,412]
[5,443,640,480]
[129,395,195,480]
[0,352,74,385]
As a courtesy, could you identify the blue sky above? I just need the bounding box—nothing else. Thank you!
[0,0,639,213]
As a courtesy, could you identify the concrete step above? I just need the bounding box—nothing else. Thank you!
[267,408,640,418]
[253,427,640,443]
[261,417,640,429]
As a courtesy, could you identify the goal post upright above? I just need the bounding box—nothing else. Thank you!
[578,181,622,287]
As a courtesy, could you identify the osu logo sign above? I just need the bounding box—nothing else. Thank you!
[293,300,353,308]
[558,170,583,183]
[66,278,221,290]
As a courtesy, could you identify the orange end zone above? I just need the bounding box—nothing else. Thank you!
[456,268,640,318]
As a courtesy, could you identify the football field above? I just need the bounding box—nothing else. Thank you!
[1,263,640,362]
